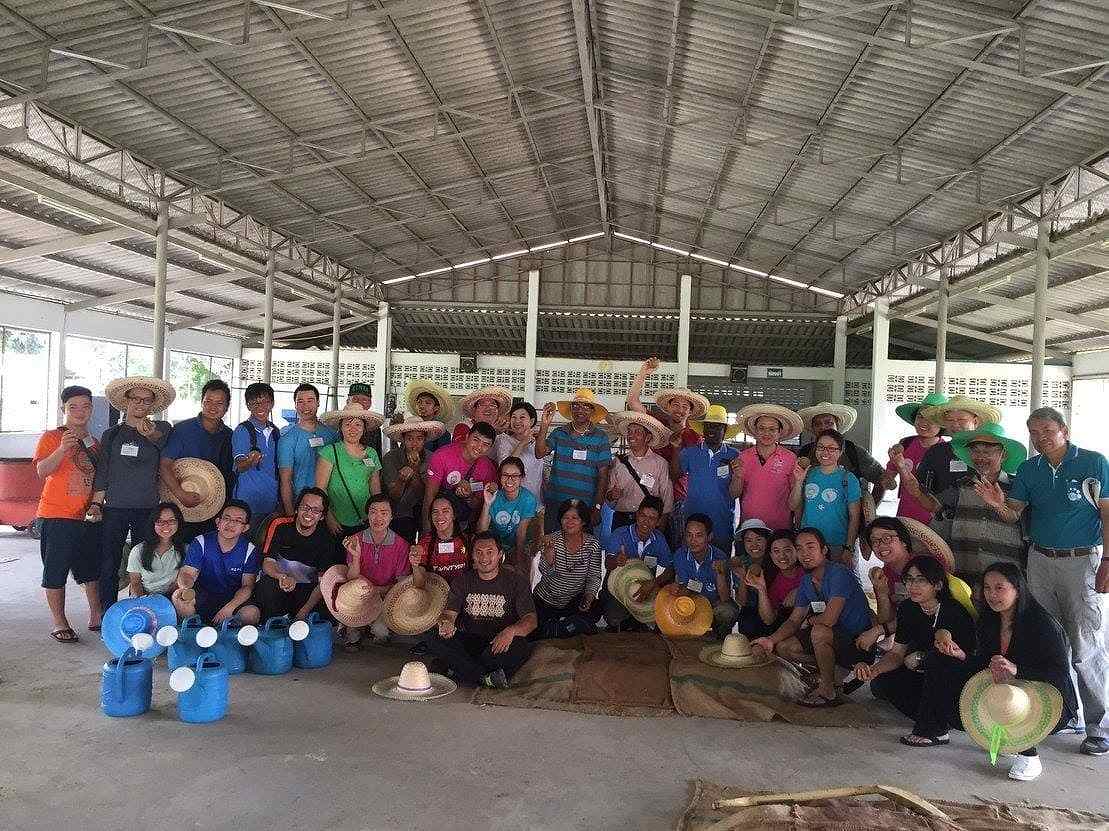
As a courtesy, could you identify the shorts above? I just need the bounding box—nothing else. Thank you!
[194,587,256,623]
[797,624,871,669]
[40,518,101,589]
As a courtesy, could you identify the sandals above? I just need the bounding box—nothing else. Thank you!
[88,623,102,632]
[798,690,844,708]
[51,627,79,644]
[899,733,950,748]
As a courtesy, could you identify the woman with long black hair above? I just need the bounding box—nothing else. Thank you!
[126,501,188,597]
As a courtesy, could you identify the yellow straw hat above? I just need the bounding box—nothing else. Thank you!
[654,584,712,638]
[689,404,742,441]
[556,387,609,423]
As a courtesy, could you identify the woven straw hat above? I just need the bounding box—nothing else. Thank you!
[556,387,609,423]
[613,410,670,449]
[381,573,450,636]
[459,386,514,420]
[689,404,742,441]
[159,458,225,522]
[654,584,712,638]
[105,376,176,413]
[900,516,955,571]
[605,560,657,624]
[320,402,385,430]
[921,395,1001,428]
[950,423,1027,475]
[404,379,455,421]
[735,403,804,441]
[797,402,858,435]
[320,566,383,628]
[383,415,446,442]
[959,670,1063,761]
[699,633,771,669]
[372,661,457,701]
[653,389,710,420]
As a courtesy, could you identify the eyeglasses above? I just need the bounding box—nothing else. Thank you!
[500,472,522,480]
[815,444,840,453]
[902,575,931,585]
[154,518,177,526]
[127,394,155,405]
[298,505,325,515]
[217,516,248,526]
[869,534,899,547]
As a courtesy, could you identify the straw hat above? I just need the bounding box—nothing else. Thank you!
[798,402,858,435]
[735,403,804,441]
[381,574,450,636]
[613,411,670,449]
[921,395,1001,427]
[404,379,455,421]
[895,392,949,426]
[699,633,771,669]
[105,376,176,413]
[383,415,445,442]
[159,458,226,522]
[901,516,955,571]
[320,402,385,430]
[556,387,609,423]
[654,584,712,638]
[371,661,457,701]
[951,423,1027,475]
[459,386,513,420]
[654,388,710,420]
[606,560,657,624]
[959,670,1064,761]
[320,565,383,628]
[689,404,742,441]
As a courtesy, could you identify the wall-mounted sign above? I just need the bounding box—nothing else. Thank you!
[766,368,784,378]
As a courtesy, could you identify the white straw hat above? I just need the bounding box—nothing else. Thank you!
[105,376,176,413]
[371,661,457,701]
[383,415,446,442]
[319,402,385,430]
[613,411,670,449]
[699,633,772,669]
[797,402,858,435]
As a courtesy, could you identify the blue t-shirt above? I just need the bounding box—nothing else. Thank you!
[164,415,233,485]
[488,488,539,550]
[545,426,613,505]
[277,421,339,501]
[231,418,280,518]
[183,532,259,600]
[800,466,861,547]
[680,443,740,542]
[672,544,729,603]
[602,522,673,568]
[795,562,871,636]
[1010,444,1109,548]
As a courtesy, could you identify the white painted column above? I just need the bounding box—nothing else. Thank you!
[373,300,392,412]
[934,269,949,394]
[1030,220,1050,412]
[832,314,847,402]
[677,273,692,387]
[262,249,276,383]
[151,200,169,379]
[49,315,66,429]
[524,268,540,401]
[869,300,890,455]
[329,283,342,410]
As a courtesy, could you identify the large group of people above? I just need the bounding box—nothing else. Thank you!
[31,357,1109,781]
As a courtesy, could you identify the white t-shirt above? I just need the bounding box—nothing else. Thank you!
[126,542,180,594]
[493,433,547,503]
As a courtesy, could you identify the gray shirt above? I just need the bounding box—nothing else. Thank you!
[379,445,428,520]
[93,420,172,509]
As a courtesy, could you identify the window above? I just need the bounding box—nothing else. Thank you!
[0,327,51,432]
[168,351,236,422]
[65,336,153,394]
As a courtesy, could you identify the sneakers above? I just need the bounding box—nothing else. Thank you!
[1008,754,1042,781]
[1057,718,1086,736]
[1080,736,1109,756]
[481,669,509,689]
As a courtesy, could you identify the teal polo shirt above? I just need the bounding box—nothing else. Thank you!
[1010,444,1109,548]
[277,421,339,500]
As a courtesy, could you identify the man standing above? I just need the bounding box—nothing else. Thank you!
[678,405,742,544]
[536,388,613,532]
[405,379,453,453]
[231,382,280,531]
[430,531,537,688]
[797,403,885,504]
[912,395,1000,497]
[607,411,673,529]
[278,383,338,515]
[977,407,1109,756]
[173,499,262,625]
[453,386,513,446]
[423,422,498,533]
[733,403,804,531]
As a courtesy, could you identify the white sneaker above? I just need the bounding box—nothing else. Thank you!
[1008,754,1042,781]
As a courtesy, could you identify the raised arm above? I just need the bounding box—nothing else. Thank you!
[625,357,659,413]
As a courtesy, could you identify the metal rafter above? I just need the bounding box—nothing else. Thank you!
[571,0,610,233]
[648,0,684,241]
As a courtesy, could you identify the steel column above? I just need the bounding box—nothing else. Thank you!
[329,283,342,410]
[869,300,890,456]
[524,268,540,401]
[262,249,276,383]
[833,314,847,402]
[373,300,392,423]
[151,200,169,380]
[934,269,949,394]
[1030,220,1050,411]
[677,273,692,387]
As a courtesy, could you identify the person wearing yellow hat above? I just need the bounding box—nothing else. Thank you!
[913,395,1000,499]
[536,388,613,532]
[675,404,743,548]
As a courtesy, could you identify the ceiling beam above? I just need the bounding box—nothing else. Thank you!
[903,314,1070,359]
[170,296,323,332]
[0,227,139,265]
[571,0,610,234]
[0,126,28,146]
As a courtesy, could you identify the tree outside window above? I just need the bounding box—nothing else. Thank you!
[0,327,50,432]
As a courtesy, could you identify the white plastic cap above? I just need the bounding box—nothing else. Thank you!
[288,620,310,642]
[130,632,155,652]
[155,625,179,647]
[169,666,196,693]
[195,626,218,648]
[237,624,259,646]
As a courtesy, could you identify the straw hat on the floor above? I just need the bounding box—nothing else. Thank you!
[159,458,225,522]
[959,670,1063,762]
[381,574,450,636]
[606,560,657,624]
[654,584,712,638]
[320,566,383,628]
[372,661,457,701]
[699,634,771,669]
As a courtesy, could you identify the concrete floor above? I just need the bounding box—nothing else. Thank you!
[1,528,1105,830]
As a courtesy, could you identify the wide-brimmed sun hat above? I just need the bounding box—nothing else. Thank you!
[735,403,804,441]
[653,388,710,420]
[797,402,858,435]
[895,392,949,426]
[921,395,1001,428]
[404,379,455,421]
[606,560,657,624]
[105,376,176,412]
[959,669,1064,763]
[459,386,514,420]
[654,584,712,638]
[699,633,771,669]
[689,404,742,441]
[613,410,670,449]
[320,566,383,628]
[381,573,450,636]
[101,594,177,658]
[371,661,458,701]
[320,402,385,430]
[556,387,609,423]
[900,516,955,571]
[951,423,1027,476]
[382,415,446,442]
[159,458,226,522]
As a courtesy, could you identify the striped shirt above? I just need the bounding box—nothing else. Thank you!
[535,531,603,607]
[545,425,612,506]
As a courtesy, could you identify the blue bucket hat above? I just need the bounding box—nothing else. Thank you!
[101,595,177,658]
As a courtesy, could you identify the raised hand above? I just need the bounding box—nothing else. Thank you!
[483,481,497,505]
[408,545,423,570]
[974,479,1007,510]
[642,357,660,374]
[541,402,557,424]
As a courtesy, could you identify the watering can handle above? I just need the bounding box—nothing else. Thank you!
[111,647,138,703]
[182,614,202,629]
[220,615,241,634]
[194,651,218,671]
[263,615,291,634]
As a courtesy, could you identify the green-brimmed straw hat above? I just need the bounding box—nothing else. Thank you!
[951,422,1027,475]
[895,392,948,426]
[959,670,1063,764]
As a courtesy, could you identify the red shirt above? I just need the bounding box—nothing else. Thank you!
[351,529,411,588]
[657,426,701,502]
[417,535,469,580]
[768,569,804,611]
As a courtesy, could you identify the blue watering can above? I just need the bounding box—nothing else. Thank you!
[101,595,176,657]
[100,647,153,718]
[170,651,229,724]
[211,617,260,675]
[291,612,333,669]
[248,615,294,675]
[162,615,211,670]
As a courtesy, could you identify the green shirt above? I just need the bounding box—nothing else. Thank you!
[320,442,381,528]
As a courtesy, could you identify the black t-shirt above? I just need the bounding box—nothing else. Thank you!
[894,597,976,655]
[447,565,536,640]
[916,442,972,496]
[262,518,342,585]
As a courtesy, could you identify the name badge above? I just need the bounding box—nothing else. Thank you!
[572,449,588,461]
[438,541,454,554]
[717,464,730,478]
[949,460,968,472]
[809,600,827,614]
[686,579,703,594]
[120,443,139,457]
[469,480,484,493]
[362,457,375,467]
[82,436,96,448]
[639,473,656,489]
[308,436,324,448]
[643,555,658,569]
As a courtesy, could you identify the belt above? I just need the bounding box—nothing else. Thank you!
[1034,545,1098,559]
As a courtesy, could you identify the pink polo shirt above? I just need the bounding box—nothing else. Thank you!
[351,529,411,588]
[738,445,796,531]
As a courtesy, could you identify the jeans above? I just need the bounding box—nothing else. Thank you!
[428,631,532,685]
[99,506,151,608]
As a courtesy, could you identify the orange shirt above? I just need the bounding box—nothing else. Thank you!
[33,429,99,520]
